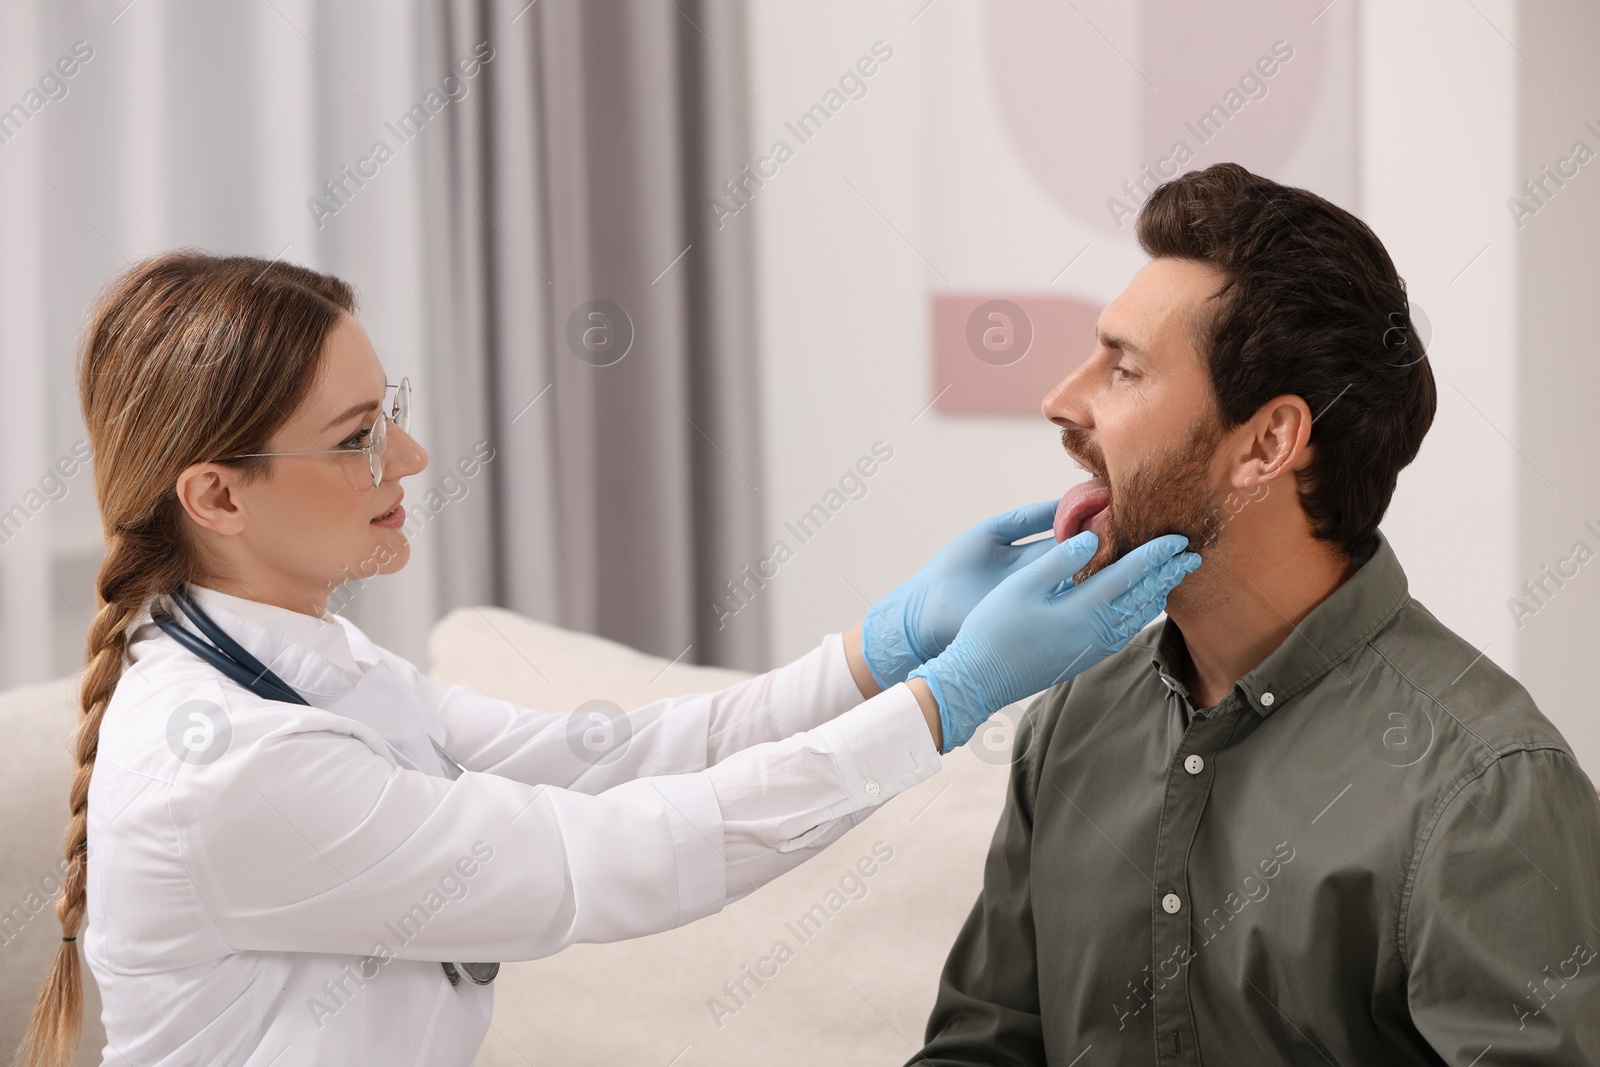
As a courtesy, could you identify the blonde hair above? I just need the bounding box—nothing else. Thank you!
[16,249,356,1067]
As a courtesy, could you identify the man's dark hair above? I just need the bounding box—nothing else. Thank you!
[1136,162,1436,560]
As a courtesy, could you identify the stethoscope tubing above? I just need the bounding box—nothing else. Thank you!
[155,588,308,705]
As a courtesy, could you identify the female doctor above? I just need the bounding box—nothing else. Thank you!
[20,251,1197,1067]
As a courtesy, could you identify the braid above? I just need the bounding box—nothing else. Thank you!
[16,525,186,1067]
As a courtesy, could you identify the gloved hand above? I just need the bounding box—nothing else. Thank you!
[908,531,1200,753]
[860,500,1061,690]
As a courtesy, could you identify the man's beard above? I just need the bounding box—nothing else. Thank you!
[1061,416,1228,585]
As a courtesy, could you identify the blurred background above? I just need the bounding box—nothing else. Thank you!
[0,0,1595,782]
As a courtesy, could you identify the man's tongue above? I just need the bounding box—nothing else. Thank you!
[1054,479,1111,542]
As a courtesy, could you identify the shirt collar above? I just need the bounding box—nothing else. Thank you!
[134,582,374,699]
[1147,530,1410,718]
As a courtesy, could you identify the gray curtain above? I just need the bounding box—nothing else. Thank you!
[420,0,768,670]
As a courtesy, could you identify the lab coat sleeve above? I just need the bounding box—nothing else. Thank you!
[708,679,942,903]
[413,632,868,794]
[169,679,939,963]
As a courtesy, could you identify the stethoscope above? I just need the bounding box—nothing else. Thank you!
[152,584,500,987]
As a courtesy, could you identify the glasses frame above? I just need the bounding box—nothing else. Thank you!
[220,378,411,488]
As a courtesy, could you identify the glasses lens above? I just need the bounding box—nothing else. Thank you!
[393,378,411,432]
[371,411,388,487]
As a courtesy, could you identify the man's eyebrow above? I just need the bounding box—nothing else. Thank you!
[1097,329,1145,356]
[321,399,381,433]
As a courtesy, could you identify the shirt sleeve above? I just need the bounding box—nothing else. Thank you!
[1405,746,1600,1064]
[414,633,866,795]
[912,698,1049,1066]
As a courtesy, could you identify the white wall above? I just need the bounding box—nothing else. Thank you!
[1516,0,1600,773]
[1358,0,1521,675]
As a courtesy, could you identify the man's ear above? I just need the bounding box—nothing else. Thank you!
[1226,394,1313,490]
[174,463,247,536]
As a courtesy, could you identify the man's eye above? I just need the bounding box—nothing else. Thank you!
[341,426,372,449]
[1113,365,1137,381]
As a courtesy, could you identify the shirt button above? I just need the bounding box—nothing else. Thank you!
[1260,691,1276,707]
[1162,892,1182,914]
[1183,754,1204,775]
[864,780,880,797]
[1162,676,1178,691]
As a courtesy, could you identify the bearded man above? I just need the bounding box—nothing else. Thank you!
[911,163,1600,1066]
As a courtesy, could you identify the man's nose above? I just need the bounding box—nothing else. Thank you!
[1040,357,1095,430]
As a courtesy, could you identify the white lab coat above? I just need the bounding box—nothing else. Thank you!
[83,583,941,1066]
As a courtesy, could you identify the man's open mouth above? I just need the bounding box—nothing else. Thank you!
[1054,478,1110,542]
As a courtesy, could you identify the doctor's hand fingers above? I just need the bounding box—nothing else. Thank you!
[1005,535,1058,573]
[1012,531,1099,594]
[1098,589,1175,651]
[1104,552,1202,637]
[1069,534,1190,604]
[982,498,1062,545]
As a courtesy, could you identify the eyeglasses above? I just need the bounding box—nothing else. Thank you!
[220,378,411,488]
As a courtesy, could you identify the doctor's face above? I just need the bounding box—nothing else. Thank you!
[262,315,428,601]
[202,313,429,612]
[1041,258,1232,581]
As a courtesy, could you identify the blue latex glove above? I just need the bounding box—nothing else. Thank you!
[860,500,1061,690]
[908,531,1200,753]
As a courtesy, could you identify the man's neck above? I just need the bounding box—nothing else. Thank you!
[1166,533,1358,709]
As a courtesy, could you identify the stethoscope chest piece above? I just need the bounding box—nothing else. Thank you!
[443,961,501,986]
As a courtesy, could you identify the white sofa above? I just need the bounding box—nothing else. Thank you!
[0,608,1016,1067]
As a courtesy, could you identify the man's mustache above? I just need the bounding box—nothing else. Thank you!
[1060,427,1109,483]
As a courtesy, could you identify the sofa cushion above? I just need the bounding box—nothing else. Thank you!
[0,675,105,1067]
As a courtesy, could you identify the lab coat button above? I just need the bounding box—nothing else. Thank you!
[1183,754,1204,775]
[864,780,880,797]
[1162,892,1182,914]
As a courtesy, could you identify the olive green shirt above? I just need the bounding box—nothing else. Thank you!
[914,532,1600,1065]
